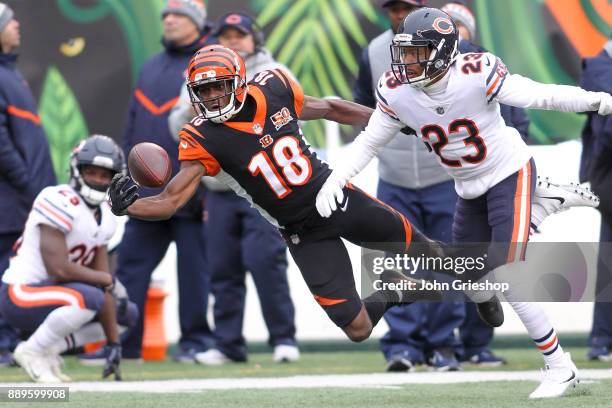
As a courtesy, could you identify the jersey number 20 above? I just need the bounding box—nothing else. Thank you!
[248,136,312,198]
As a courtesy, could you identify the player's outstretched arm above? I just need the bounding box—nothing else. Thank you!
[109,160,205,221]
[40,225,113,287]
[301,95,373,127]
[496,74,612,115]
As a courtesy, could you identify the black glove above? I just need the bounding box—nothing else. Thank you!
[102,342,122,381]
[108,174,139,216]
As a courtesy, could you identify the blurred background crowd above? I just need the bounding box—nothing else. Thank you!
[0,0,610,370]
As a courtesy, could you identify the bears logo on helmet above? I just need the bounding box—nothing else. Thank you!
[390,8,459,88]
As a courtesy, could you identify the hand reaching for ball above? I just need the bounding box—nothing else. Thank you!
[108,174,139,216]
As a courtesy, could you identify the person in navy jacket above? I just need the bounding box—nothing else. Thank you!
[0,3,56,365]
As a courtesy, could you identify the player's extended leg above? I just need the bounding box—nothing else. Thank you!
[337,185,503,327]
[531,176,600,231]
[452,192,507,365]
[0,282,104,382]
[488,159,578,398]
[285,235,409,342]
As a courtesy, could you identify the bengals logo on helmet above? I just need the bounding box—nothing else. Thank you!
[432,17,454,35]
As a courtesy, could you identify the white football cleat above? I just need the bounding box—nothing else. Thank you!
[529,352,579,399]
[531,176,600,231]
[194,348,232,366]
[13,343,61,383]
[47,354,71,382]
[273,344,300,363]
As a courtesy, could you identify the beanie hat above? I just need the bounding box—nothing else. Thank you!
[162,0,207,32]
[0,3,14,33]
[441,3,476,40]
[381,0,426,8]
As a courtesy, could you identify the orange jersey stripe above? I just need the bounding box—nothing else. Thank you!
[178,134,221,177]
[36,201,72,230]
[486,74,501,96]
[271,69,288,88]
[286,74,304,118]
[183,123,205,139]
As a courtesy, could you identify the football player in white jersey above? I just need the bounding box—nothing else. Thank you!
[316,8,612,399]
[0,135,136,382]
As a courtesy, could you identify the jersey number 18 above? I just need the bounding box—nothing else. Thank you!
[248,136,313,198]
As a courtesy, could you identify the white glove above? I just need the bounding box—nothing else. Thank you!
[598,93,612,115]
[315,175,345,218]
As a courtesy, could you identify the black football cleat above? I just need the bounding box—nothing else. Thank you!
[476,296,504,327]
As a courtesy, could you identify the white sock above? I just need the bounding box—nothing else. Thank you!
[508,301,565,368]
[48,324,127,355]
[25,306,96,353]
[48,323,104,354]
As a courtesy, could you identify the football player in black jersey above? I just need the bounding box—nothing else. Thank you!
[109,45,501,342]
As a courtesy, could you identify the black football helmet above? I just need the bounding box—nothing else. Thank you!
[390,7,459,88]
[69,135,126,206]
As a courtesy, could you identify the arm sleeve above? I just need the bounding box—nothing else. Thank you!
[168,83,195,141]
[329,107,404,185]
[31,188,80,234]
[178,125,221,176]
[0,94,29,189]
[495,73,604,113]
[352,47,376,108]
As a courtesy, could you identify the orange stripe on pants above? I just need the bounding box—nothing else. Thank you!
[347,183,413,251]
[8,284,86,309]
[507,162,532,263]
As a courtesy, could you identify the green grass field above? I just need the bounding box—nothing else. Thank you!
[1,346,611,407]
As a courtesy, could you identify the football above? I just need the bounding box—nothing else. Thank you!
[127,142,172,188]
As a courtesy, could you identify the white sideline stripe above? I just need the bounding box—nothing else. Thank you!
[4,369,612,392]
